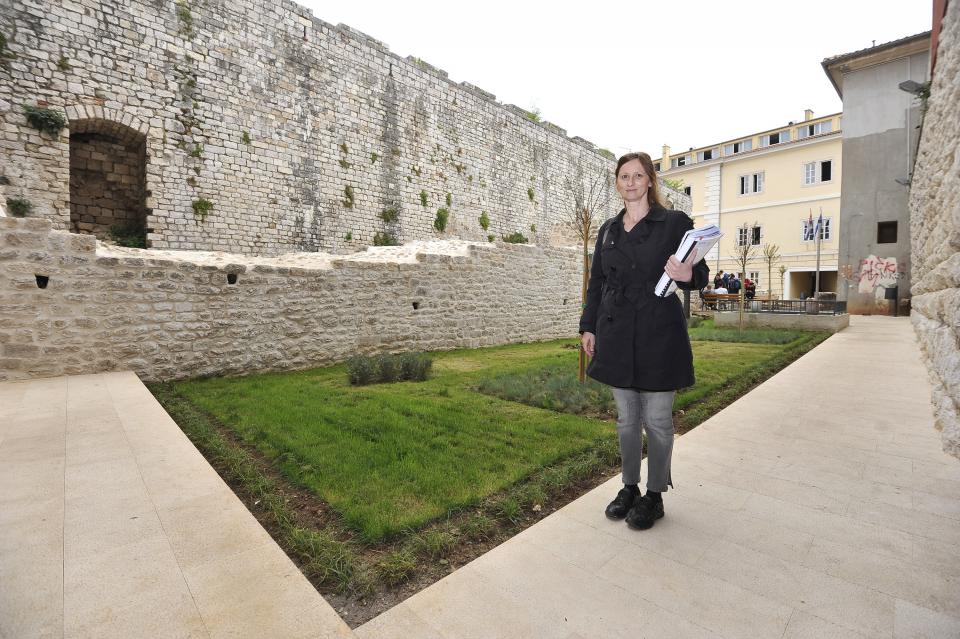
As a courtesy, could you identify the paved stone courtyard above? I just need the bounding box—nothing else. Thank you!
[2,316,958,638]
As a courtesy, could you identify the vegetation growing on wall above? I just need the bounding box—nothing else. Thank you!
[23,106,67,136]
[176,0,194,37]
[6,197,33,217]
[433,208,449,232]
[192,197,213,220]
[419,190,428,207]
[373,231,399,246]
[241,130,251,145]
[479,211,490,230]
[502,231,528,244]
[379,208,398,223]
[342,185,355,208]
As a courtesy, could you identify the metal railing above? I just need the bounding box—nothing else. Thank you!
[701,297,847,315]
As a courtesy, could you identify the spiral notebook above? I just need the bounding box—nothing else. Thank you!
[655,225,722,297]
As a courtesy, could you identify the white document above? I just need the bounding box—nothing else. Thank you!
[655,225,722,297]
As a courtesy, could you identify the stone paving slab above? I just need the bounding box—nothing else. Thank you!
[0,371,353,639]
[357,316,960,639]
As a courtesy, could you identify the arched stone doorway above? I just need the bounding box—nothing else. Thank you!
[69,118,148,247]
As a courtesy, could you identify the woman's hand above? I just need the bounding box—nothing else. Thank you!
[665,252,696,283]
[581,331,595,357]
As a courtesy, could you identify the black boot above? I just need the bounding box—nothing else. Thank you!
[625,495,665,530]
[605,487,639,519]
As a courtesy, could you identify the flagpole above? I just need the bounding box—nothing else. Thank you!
[815,207,822,297]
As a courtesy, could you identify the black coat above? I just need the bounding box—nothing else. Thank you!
[579,206,710,390]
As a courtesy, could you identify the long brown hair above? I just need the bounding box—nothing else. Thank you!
[615,152,665,209]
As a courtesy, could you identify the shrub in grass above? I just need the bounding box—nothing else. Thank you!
[347,352,433,385]
[347,355,376,385]
[687,315,704,328]
[376,354,400,382]
[377,550,417,586]
[398,352,432,381]
[496,497,522,524]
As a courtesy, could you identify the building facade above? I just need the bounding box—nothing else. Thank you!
[823,32,931,315]
[656,112,842,299]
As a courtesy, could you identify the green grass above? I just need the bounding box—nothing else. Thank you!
[170,345,611,542]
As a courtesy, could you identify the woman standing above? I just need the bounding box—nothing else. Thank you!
[579,152,709,530]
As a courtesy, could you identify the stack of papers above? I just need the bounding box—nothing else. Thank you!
[655,224,722,297]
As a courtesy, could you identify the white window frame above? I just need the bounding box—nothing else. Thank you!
[696,148,717,162]
[802,159,833,186]
[760,130,790,147]
[797,120,833,139]
[749,271,760,287]
[737,225,763,247]
[724,139,753,155]
[739,171,764,196]
[671,155,690,168]
[801,217,832,241]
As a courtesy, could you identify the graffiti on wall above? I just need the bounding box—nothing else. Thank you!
[839,255,904,295]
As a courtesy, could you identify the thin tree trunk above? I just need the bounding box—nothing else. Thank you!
[579,225,589,382]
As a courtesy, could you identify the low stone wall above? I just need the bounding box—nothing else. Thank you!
[909,1,960,460]
[714,311,849,333]
[0,217,581,382]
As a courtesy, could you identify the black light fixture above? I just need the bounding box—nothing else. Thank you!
[898,80,924,95]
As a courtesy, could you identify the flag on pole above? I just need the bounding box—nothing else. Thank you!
[805,211,814,241]
[814,211,823,241]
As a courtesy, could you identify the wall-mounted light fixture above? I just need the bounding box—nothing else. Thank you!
[898,80,924,95]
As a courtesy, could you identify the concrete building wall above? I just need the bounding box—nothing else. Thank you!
[837,51,929,315]
[909,2,960,459]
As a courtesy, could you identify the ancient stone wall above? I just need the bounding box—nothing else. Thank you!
[0,216,584,382]
[909,0,960,459]
[0,0,689,255]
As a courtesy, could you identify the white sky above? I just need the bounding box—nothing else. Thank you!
[301,0,931,159]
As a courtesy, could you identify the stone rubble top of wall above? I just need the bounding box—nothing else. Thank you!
[96,236,562,271]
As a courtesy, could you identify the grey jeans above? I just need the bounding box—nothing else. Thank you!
[611,388,675,492]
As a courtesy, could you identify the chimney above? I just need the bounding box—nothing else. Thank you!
[804,109,814,121]
[661,144,671,170]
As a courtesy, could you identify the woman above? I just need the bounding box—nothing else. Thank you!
[579,152,709,530]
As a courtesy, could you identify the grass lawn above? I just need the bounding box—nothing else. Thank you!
[153,322,829,623]
[169,343,611,542]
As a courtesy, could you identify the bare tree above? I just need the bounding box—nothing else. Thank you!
[762,243,781,299]
[730,222,760,331]
[568,164,612,382]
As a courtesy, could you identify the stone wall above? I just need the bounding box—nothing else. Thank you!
[0,0,689,255]
[0,216,585,382]
[909,1,960,459]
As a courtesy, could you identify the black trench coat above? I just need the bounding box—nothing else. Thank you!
[579,206,710,390]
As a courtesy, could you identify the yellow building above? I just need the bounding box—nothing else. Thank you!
[656,111,842,298]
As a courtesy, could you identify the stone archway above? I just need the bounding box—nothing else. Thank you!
[67,112,149,247]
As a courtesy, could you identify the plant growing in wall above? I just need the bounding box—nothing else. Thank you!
[370,152,379,164]
[6,197,33,217]
[597,148,615,160]
[434,208,449,232]
[663,177,684,191]
[0,32,16,62]
[524,107,542,123]
[192,197,213,221]
[502,231,528,244]
[445,193,452,207]
[419,190,428,207]
[527,187,535,202]
[241,131,251,145]
[176,0,194,37]
[344,231,353,241]
[379,207,399,223]
[342,185,355,208]
[479,211,490,231]
[530,224,537,233]
[23,106,67,136]
[373,231,399,246]
[488,234,495,243]
[56,56,70,71]
[189,144,204,158]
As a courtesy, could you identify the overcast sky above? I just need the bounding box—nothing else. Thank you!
[301,0,931,159]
